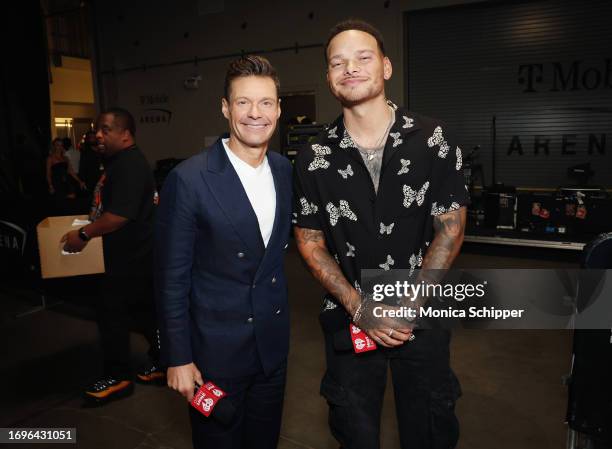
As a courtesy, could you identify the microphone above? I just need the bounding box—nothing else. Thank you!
[319,302,415,352]
[318,305,377,352]
[319,306,353,351]
[191,381,237,426]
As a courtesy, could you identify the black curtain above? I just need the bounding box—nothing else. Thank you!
[1,2,51,197]
[0,2,52,280]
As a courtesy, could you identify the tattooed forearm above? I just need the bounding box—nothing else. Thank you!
[416,207,466,287]
[311,247,360,314]
[399,207,466,310]
[423,207,465,269]
[294,227,360,316]
[294,228,324,245]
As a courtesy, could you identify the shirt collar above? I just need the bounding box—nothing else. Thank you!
[222,138,269,173]
[321,100,422,149]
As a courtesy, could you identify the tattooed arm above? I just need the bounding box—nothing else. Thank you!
[421,206,466,274]
[294,227,411,347]
[294,227,360,315]
[403,207,466,309]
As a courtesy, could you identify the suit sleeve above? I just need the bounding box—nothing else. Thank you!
[154,167,196,367]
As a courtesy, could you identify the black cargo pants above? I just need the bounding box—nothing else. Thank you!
[320,327,461,449]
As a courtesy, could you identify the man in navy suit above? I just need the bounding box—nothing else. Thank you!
[155,55,293,449]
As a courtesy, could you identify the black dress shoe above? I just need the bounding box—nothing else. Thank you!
[135,362,166,385]
[83,376,134,405]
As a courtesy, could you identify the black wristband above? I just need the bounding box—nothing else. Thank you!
[78,227,91,242]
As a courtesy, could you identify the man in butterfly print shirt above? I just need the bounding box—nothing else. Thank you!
[293,19,468,449]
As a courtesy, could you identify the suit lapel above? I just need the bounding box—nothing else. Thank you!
[203,139,265,258]
[254,153,288,280]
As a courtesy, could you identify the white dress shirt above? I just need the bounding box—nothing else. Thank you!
[223,139,276,247]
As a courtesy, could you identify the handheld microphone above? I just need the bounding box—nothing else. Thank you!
[319,303,415,352]
[319,306,354,351]
[191,381,237,426]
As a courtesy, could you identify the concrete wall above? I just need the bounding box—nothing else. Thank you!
[93,0,490,163]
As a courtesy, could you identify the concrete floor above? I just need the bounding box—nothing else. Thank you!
[0,243,580,449]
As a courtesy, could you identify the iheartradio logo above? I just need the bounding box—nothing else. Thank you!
[191,381,227,417]
[202,398,214,412]
[350,323,377,354]
[211,388,223,397]
[354,338,366,350]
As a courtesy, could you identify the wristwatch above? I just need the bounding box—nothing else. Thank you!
[78,227,91,242]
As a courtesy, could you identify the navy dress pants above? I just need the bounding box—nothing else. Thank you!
[188,361,287,449]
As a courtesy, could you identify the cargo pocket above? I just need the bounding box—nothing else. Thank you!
[320,372,353,445]
[430,372,462,449]
[320,371,350,406]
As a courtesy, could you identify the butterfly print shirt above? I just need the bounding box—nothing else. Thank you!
[293,103,468,308]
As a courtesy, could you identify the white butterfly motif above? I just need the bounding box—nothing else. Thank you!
[291,212,298,224]
[354,281,362,294]
[299,197,318,215]
[390,132,403,148]
[379,222,395,235]
[326,200,357,226]
[323,297,338,311]
[339,130,356,149]
[431,201,461,216]
[308,144,332,171]
[379,254,395,271]
[431,202,444,215]
[456,147,462,170]
[397,159,411,175]
[346,242,356,257]
[427,126,450,159]
[338,164,354,179]
[327,126,338,139]
[403,181,429,208]
[409,249,423,276]
[402,116,414,128]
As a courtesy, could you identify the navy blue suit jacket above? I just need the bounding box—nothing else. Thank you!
[155,138,293,378]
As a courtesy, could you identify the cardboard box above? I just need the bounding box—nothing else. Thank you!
[37,215,105,279]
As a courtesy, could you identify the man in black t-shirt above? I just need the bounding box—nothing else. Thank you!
[62,108,163,405]
[293,20,467,449]
[78,131,103,192]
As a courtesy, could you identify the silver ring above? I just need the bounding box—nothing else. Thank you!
[388,329,394,338]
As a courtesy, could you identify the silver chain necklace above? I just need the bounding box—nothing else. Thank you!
[345,106,395,160]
